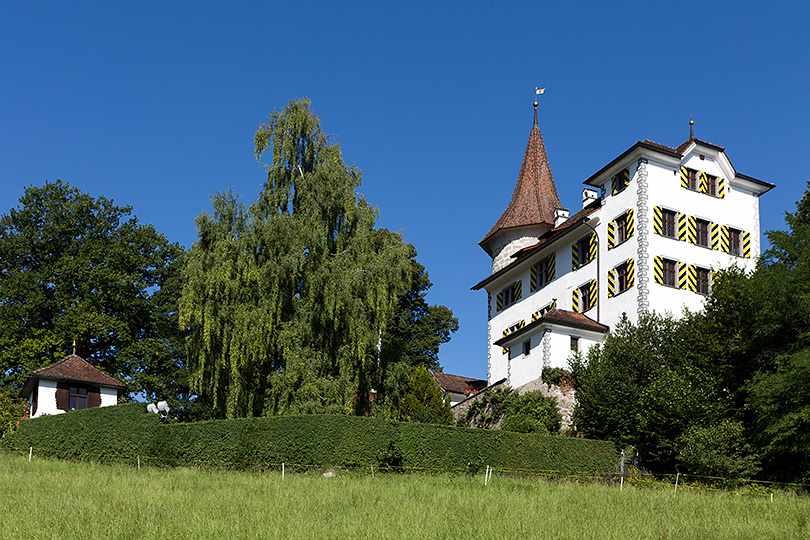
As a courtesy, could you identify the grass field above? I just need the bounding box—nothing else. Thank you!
[1,453,808,539]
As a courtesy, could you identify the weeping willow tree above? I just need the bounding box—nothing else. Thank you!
[180,99,416,418]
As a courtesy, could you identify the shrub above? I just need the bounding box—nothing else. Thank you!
[501,391,562,434]
[1,403,615,475]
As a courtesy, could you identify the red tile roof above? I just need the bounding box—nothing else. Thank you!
[494,309,608,347]
[480,107,562,250]
[27,355,126,389]
[431,371,487,394]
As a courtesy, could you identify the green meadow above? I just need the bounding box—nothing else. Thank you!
[1,453,807,539]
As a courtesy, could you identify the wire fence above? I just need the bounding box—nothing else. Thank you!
[1,445,805,498]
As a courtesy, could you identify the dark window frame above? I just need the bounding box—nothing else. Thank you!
[696,218,710,247]
[69,386,88,411]
[686,168,699,191]
[662,259,677,288]
[579,283,593,312]
[570,336,580,352]
[522,340,531,356]
[729,228,741,256]
[662,209,677,238]
[576,237,593,268]
[695,267,710,295]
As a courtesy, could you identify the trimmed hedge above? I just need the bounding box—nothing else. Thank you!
[1,403,616,475]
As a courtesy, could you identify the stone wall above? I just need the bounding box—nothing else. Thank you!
[451,376,577,432]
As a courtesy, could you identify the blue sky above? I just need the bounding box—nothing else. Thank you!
[3,2,809,380]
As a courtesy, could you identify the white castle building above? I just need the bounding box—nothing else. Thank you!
[473,104,773,388]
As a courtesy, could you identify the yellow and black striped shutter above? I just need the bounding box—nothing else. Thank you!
[711,223,719,250]
[496,291,504,311]
[699,171,708,194]
[513,281,522,302]
[626,209,635,238]
[654,256,663,284]
[687,264,697,292]
[589,233,597,260]
[653,206,663,235]
[678,262,688,290]
[611,175,618,195]
[742,231,751,257]
[589,279,597,308]
[607,221,615,249]
[548,253,556,280]
[687,215,697,244]
[679,166,689,189]
[720,225,730,253]
[627,258,635,287]
[571,243,579,270]
[502,328,509,353]
[572,288,580,313]
[718,177,725,198]
[678,213,688,241]
[530,264,537,291]
[607,268,615,298]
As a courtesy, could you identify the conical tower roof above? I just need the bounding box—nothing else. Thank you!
[480,104,562,253]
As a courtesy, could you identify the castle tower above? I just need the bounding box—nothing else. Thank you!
[479,102,566,273]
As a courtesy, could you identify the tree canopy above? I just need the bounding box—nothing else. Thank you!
[574,182,810,482]
[180,99,456,419]
[0,180,187,405]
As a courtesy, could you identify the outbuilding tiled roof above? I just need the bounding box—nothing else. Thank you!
[494,309,608,347]
[480,106,562,248]
[23,355,127,394]
[431,371,487,394]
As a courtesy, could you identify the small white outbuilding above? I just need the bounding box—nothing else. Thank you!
[19,355,127,418]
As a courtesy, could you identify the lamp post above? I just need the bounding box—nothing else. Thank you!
[582,216,599,323]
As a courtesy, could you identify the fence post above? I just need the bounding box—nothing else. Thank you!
[282,462,285,481]
[29,447,32,463]
[674,472,680,496]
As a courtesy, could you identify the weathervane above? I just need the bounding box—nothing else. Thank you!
[534,87,545,126]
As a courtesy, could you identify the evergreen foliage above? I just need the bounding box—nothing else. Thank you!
[0,180,188,405]
[400,366,453,424]
[2,403,616,475]
[180,99,455,419]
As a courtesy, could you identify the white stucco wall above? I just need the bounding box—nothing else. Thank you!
[28,380,120,418]
[30,379,61,418]
[482,142,768,386]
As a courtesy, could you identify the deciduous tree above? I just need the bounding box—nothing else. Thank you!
[0,180,187,405]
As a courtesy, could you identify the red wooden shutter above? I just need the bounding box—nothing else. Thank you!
[88,387,101,408]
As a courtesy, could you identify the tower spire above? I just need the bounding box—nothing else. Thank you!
[689,116,694,139]
[479,99,562,262]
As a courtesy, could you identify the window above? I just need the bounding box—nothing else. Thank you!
[728,228,741,256]
[522,340,531,356]
[579,283,593,312]
[573,235,594,269]
[695,267,710,295]
[617,214,629,244]
[570,336,580,352]
[617,263,629,293]
[686,168,698,191]
[69,386,87,411]
[706,174,718,197]
[496,281,522,311]
[531,255,555,291]
[662,259,677,287]
[662,209,676,238]
[696,219,710,247]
